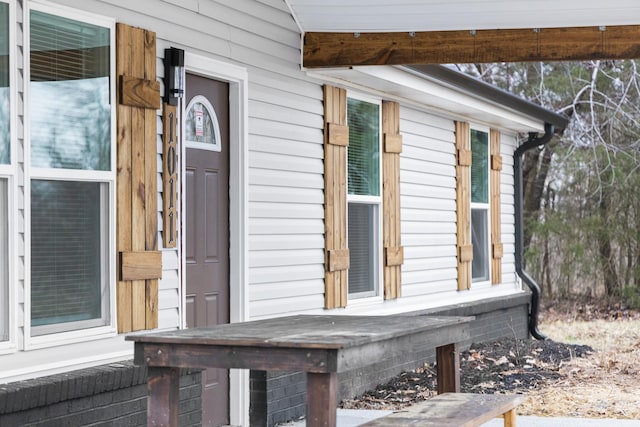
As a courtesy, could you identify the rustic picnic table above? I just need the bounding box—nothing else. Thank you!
[127,314,471,427]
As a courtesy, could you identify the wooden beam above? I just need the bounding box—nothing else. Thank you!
[303,25,640,68]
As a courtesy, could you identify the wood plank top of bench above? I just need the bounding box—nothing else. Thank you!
[126,314,472,349]
[360,393,524,427]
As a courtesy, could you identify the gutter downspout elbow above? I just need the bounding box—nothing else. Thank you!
[514,123,554,341]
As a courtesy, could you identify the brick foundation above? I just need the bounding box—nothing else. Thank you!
[0,361,201,427]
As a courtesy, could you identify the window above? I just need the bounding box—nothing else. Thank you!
[347,96,381,298]
[0,0,10,344]
[0,178,8,343]
[471,128,490,282]
[0,1,9,165]
[28,6,114,337]
[185,95,222,151]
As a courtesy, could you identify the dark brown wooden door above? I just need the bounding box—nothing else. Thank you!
[185,73,230,426]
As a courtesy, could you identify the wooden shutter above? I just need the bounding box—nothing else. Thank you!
[382,101,403,299]
[490,129,503,284]
[455,121,472,290]
[116,23,162,333]
[324,85,349,308]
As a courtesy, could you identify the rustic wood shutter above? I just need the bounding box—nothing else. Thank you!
[490,129,503,284]
[116,23,162,333]
[382,101,403,299]
[455,121,472,290]
[324,85,349,308]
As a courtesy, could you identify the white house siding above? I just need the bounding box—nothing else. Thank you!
[500,131,519,286]
[395,106,522,307]
[399,106,458,298]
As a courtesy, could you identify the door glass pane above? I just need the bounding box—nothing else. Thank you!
[471,129,489,203]
[31,180,108,333]
[348,203,376,296]
[347,98,380,196]
[0,178,8,341]
[0,3,9,165]
[29,10,111,171]
[472,208,489,281]
[185,96,220,149]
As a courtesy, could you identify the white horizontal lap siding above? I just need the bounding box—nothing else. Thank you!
[247,84,326,317]
[245,65,325,317]
[158,252,179,329]
[399,106,458,298]
[56,0,302,77]
[500,132,518,286]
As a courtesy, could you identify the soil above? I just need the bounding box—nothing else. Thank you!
[340,298,640,420]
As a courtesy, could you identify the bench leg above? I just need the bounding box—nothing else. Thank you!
[147,367,180,427]
[503,408,517,427]
[306,372,338,427]
[436,343,460,393]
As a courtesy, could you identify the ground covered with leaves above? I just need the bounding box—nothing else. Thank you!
[341,298,640,419]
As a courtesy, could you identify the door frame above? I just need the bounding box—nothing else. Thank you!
[180,51,249,426]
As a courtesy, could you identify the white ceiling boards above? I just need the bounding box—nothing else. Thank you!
[285,0,640,33]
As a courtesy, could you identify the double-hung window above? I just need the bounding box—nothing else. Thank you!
[470,128,490,282]
[346,95,382,299]
[27,4,115,338]
[0,0,12,345]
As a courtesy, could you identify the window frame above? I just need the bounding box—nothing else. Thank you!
[0,0,16,354]
[346,92,383,301]
[23,1,117,349]
[470,124,491,284]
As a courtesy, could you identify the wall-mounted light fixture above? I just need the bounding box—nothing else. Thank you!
[164,47,185,106]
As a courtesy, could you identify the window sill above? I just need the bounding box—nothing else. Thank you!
[0,334,133,384]
[25,324,118,351]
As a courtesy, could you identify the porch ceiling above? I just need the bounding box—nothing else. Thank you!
[285,0,640,33]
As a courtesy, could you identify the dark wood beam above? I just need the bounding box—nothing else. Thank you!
[303,25,640,68]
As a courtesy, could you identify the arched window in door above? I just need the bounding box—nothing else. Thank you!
[184,95,222,151]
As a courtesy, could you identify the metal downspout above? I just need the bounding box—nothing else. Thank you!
[514,123,554,341]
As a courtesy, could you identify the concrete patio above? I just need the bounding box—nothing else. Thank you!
[281,409,640,427]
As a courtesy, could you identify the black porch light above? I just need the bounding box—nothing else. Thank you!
[164,47,185,106]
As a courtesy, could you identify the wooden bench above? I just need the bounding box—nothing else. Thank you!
[359,393,524,427]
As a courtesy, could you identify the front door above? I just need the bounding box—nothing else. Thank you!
[184,73,230,426]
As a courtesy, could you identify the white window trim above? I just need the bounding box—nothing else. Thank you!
[346,91,383,302]
[470,124,492,286]
[23,1,117,350]
[0,0,16,354]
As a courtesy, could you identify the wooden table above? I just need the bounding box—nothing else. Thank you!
[127,314,471,427]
